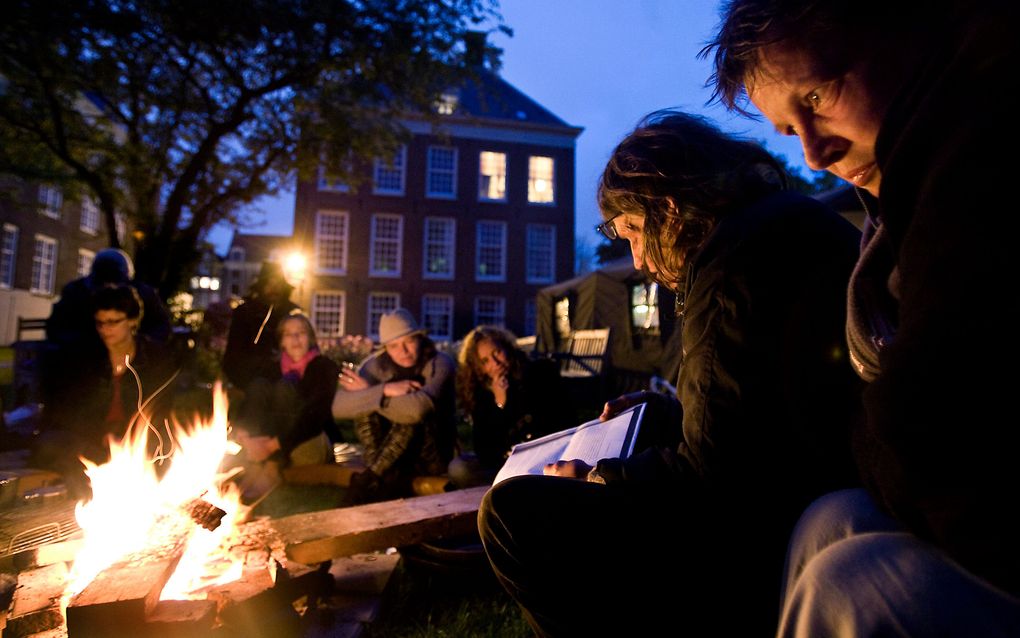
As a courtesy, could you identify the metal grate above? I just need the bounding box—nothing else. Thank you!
[0,499,80,558]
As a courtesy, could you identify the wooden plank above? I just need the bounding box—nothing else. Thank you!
[65,523,190,637]
[268,486,489,565]
[143,599,216,638]
[5,562,68,638]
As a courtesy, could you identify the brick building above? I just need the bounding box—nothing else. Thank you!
[291,68,582,343]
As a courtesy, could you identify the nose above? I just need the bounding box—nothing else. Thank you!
[798,122,847,172]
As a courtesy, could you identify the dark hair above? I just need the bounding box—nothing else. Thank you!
[276,313,318,351]
[456,326,527,414]
[92,284,144,321]
[597,109,786,290]
[702,0,912,115]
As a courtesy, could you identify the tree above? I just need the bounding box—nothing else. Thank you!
[0,0,504,298]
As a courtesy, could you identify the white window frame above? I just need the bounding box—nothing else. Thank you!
[423,217,456,280]
[80,197,100,234]
[474,296,506,328]
[367,292,401,340]
[373,145,407,196]
[421,294,454,341]
[525,224,556,284]
[38,185,62,219]
[478,151,507,202]
[435,91,459,115]
[1,223,18,289]
[475,220,507,282]
[369,213,404,278]
[312,291,346,340]
[314,210,349,275]
[77,248,96,278]
[528,156,555,204]
[426,146,457,199]
[30,234,57,295]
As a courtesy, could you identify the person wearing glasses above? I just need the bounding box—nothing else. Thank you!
[34,284,179,499]
[478,110,865,637]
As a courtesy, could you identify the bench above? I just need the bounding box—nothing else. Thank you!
[16,317,47,342]
[556,328,610,377]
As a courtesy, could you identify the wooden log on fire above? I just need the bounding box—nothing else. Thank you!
[267,485,489,565]
[4,561,68,637]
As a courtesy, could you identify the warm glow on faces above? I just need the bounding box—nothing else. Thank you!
[385,334,420,368]
[747,44,886,197]
[613,213,658,275]
[476,339,508,382]
[94,309,136,351]
[280,318,311,361]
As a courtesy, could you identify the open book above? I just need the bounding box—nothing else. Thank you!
[492,403,647,485]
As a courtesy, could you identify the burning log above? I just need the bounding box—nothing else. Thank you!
[183,497,226,531]
[268,485,489,565]
[4,562,68,637]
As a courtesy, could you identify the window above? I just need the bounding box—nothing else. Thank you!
[367,292,401,339]
[631,282,661,333]
[77,248,95,278]
[528,156,555,204]
[426,147,457,198]
[422,294,454,341]
[423,217,455,280]
[524,298,537,337]
[228,268,241,296]
[30,234,57,294]
[228,247,246,262]
[315,210,348,274]
[475,221,506,282]
[312,291,346,340]
[555,296,571,339]
[80,198,100,234]
[369,214,403,277]
[373,146,406,195]
[435,91,459,115]
[318,165,350,193]
[478,151,507,201]
[474,296,506,328]
[525,224,556,284]
[38,185,62,218]
[1,224,18,289]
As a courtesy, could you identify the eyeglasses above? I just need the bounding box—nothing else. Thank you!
[95,317,128,328]
[595,214,622,241]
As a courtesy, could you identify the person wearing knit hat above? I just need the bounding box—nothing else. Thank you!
[332,308,457,504]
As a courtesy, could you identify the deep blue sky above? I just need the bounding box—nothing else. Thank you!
[211,0,820,256]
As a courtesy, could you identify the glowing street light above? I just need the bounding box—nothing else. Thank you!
[283,251,308,287]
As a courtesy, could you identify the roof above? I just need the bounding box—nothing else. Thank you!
[226,232,292,262]
[455,69,578,132]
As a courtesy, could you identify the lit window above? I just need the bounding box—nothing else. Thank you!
[1,224,19,289]
[373,146,406,195]
[475,221,506,282]
[30,234,57,295]
[80,198,100,234]
[315,210,348,274]
[525,224,555,284]
[312,291,346,340]
[367,292,401,339]
[528,156,555,204]
[77,248,95,278]
[478,151,507,201]
[422,294,454,340]
[555,297,571,339]
[426,147,457,198]
[38,185,62,219]
[474,296,506,328]
[423,217,455,280]
[631,282,660,333]
[370,214,403,277]
[435,91,459,115]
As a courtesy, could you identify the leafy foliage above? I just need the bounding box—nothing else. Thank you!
[0,0,505,297]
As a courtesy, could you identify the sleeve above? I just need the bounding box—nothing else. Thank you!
[331,355,388,419]
[373,353,455,426]
[136,283,172,343]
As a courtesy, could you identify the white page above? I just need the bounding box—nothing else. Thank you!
[492,403,645,485]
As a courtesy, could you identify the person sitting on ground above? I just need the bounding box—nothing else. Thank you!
[332,308,457,504]
[35,284,178,500]
[448,325,572,488]
[706,1,1020,634]
[478,110,865,637]
[222,261,300,394]
[230,313,340,499]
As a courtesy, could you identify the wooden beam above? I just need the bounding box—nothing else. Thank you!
[268,486,489,565]
[4,562,68,638]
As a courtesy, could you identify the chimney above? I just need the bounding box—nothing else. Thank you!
[464,30,486,68]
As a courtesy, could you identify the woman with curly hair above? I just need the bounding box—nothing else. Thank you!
[478,109,865,636]
[448,325,571,488]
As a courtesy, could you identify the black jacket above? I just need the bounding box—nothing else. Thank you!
[222,295,299,391]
